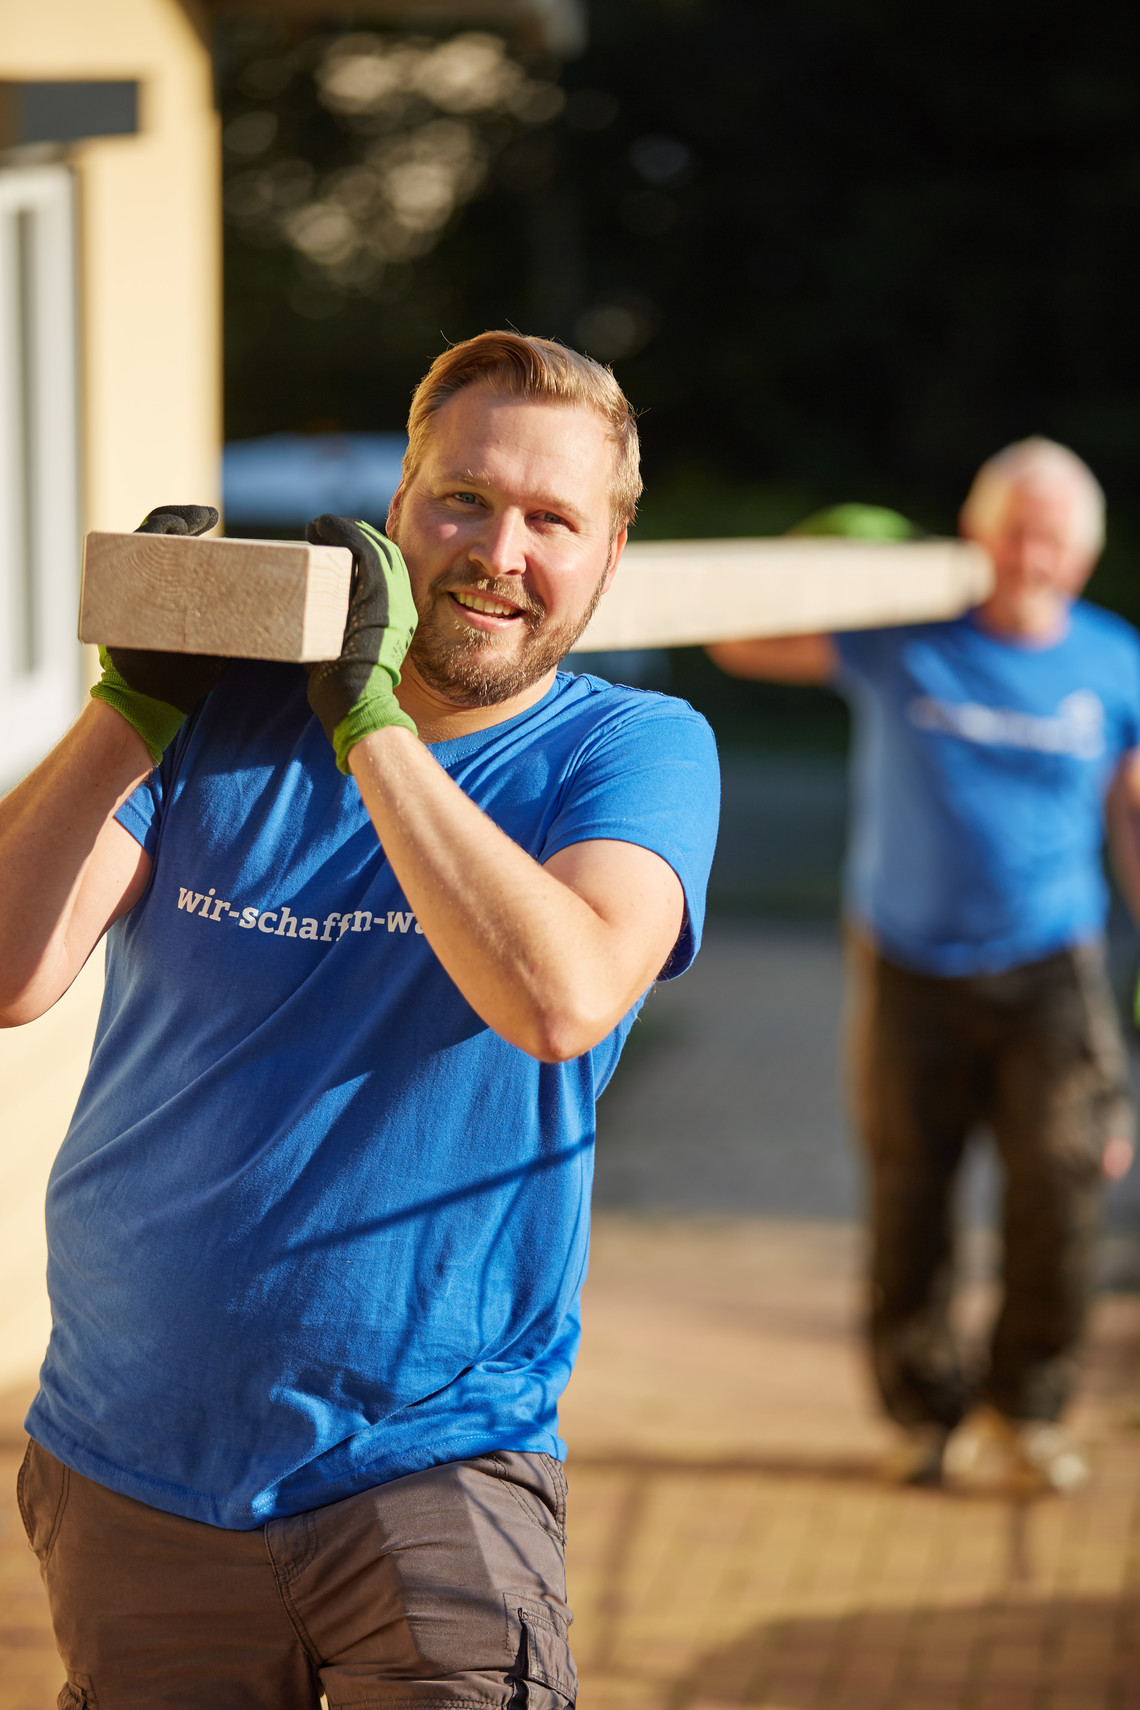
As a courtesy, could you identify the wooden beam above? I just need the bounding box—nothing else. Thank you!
[576,537,993,652]
[79,529,994,663]
[79,531,353,662]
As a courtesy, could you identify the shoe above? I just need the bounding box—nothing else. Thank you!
[943,1404,1090,1496]
[878,1423,948,1485]
[1016,1419,1090,1494]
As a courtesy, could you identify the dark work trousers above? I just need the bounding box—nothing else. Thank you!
[847,933,1131,1428]
[19,1441,575,1710]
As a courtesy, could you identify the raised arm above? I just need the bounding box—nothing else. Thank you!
[707,634,838,683]
[0,504,228,1026]
[0,702,153,1024]
[349,726,684,1062]
[299,514,687,1061]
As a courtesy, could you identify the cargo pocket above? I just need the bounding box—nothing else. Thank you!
[508,1596,577,1707]
[57,1675,98,1709]
[18,1440,71,1566]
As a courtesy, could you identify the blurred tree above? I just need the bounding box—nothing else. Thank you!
[219,0,1140,636]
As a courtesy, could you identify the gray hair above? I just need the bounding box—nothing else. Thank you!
[960,436,1105,556]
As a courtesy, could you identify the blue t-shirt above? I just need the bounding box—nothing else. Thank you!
[28,663,719,1528]
[835,602,1140,976]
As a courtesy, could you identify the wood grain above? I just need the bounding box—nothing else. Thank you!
[79,532,354,661]
[80,530,993,662]
[577,536,993,651]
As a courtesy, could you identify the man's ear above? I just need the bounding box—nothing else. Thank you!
[386,482,406,539]
[602,526,628,597]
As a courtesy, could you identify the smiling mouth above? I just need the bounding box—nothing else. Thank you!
[449,589,523,619]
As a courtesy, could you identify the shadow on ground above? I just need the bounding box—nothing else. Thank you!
[567,1446,1140,1710]
[662,1592,1139,1708]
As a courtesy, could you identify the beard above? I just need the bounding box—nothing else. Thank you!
[404,557,611,708]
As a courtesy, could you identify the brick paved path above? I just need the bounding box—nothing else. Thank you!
[4,1217,1138,1709]
[560,1220,1140,1710]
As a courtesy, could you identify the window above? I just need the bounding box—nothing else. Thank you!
[0,164,80,788]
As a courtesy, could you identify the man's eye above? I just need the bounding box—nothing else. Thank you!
[537,512,570,528]
[450,491,480,505]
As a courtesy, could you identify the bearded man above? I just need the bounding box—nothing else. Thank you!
[0,332,719,1707]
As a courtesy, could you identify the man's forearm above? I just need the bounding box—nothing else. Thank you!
[0,702,152,1023]
[1109,812,1140,927]
[707,635,837,683]
[1107,760,1140,927]
[348,728,679,1061]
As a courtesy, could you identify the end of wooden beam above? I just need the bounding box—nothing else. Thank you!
[79,532,353,662]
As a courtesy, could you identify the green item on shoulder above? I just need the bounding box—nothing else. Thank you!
[90,504,228,764]
[790,503,919,541]
[303,515,420,772]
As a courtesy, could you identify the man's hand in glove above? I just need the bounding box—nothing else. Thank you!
[304,515,419,772]
[90,505,230,764]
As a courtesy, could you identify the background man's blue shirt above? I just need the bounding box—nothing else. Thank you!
[835,602,1140,976]
[28,663,719,1529]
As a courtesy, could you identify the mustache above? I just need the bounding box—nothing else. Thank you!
[426,563,546,624]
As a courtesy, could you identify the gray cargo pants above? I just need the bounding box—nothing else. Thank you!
[19,1439,576,1710]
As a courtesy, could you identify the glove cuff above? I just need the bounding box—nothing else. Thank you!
[91,680,185,765]
[332,689,418,773]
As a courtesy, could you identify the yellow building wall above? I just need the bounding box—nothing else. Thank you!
[1,0,222,530]
[0,0,220,1391]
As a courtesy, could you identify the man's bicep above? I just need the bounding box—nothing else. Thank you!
[543,838,686,987]
[11,818,151,1023]
[70,817,152,954]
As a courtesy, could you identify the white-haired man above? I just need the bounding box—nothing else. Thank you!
[711,440,1140,1493]
[0,332,719,1704]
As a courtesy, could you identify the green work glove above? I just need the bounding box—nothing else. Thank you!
[304,514,419,772]
[90,504,230,764]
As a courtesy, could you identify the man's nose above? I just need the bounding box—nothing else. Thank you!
[1021,536,1060,577]
[468,511,527,578]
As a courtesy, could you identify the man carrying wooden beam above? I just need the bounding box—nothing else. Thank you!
[711,442,1140,1495]
[0,333,719,1706]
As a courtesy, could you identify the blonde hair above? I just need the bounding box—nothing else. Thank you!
[402,331,642,529]
[960,436,1105,556]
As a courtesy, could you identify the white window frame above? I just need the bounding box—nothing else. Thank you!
[0,164,81,789]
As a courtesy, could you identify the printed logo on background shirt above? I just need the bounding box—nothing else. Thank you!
[906,690,1105,760]
[174,886,423,941]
